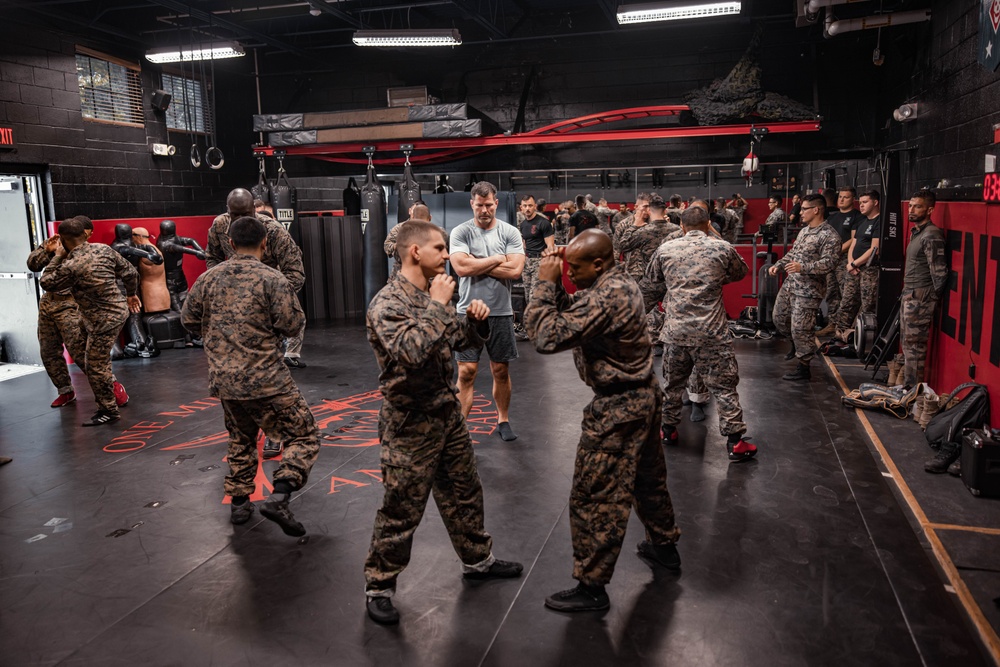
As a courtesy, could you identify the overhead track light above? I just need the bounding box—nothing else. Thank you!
[145,42,245,64]
[352,29,462,47]
[616,1,742,25]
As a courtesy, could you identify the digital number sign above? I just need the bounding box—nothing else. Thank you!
[984,173,1000,203]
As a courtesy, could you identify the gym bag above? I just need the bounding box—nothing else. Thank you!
[924,383,990,451]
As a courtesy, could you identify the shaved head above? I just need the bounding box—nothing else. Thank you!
[567,229,614,264]
[227,188,254,217]
[410,204,431,222]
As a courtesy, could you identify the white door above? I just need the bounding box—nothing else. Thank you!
[0,175,41,364]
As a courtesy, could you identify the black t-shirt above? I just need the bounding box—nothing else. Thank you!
[851,214,881,262]
[789,202,802,225]
[520,215,554,256]
[828,209,863,244]
[569,210,599,235]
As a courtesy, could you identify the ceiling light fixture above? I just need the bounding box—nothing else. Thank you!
[352,29,462,47]
[616,1,742,25]
[145,42,245,64]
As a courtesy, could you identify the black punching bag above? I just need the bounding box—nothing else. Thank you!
[251,167,271,205]
[397,162,421,224]
[271,167,300,247]
[343,177,362,216]
[361,164,388,306]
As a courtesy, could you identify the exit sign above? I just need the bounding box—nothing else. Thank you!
[0,126,13,147]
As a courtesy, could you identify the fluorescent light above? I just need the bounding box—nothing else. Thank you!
[145,42,245,64]
[617,1,742,24]
[352,29,462,47]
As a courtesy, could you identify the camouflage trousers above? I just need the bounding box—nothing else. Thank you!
[284,320,307,358]
[220,391,320,497]
[824,257,847,324]
[662,343,746,436]
[365,401,493,593]
[522,257,542,305]
[572,381,680,586]
[773,284,821,364]
[74,319,126,414]
[647,307,664,345]
[37,294,85,395]
[834,265,879,331]
[684,368,709,404]
[900,287,938,387]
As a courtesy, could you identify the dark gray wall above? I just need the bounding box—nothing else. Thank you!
[0,22,257,221]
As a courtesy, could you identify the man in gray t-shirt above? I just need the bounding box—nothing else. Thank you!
[450,181,525,442]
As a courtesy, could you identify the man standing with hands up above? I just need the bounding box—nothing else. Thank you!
[364,220,523,625]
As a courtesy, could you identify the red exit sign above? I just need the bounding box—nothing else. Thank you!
[0,126,13,147]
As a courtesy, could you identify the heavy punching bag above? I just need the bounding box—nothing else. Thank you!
[361,163,388,306]
[343,177,362,216]
[271,159,300,247]
[397,160,421,223]
[251,159,271,205]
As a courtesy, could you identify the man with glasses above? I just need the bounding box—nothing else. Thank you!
[769,194,840,381]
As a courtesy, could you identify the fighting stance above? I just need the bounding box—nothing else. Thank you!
[39,218,140,426]
[900,191,948,388]
[526,230,681,612]
[364,220,523,625]
[769,194,841,381]
[641,206,755,460]
[450,181,525,441]
[182,216,319,536]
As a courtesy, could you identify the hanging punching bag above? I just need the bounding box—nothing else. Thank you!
[397,162,421,224]
[251,166,271,205]
[343,177,362,216]
[271,165,301,247]
[361,164,388,306]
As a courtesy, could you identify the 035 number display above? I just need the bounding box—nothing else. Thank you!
[985,173,1000,203]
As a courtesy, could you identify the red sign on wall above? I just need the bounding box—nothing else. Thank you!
[0,126,13,147]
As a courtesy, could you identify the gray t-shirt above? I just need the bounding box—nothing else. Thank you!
[450,218,525,315]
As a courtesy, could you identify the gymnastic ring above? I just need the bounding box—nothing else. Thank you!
[190,144,202,169]
[206,146,225,170]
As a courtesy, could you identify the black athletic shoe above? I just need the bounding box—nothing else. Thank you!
[782,364,811,381]
[463,559,524,580]
[230,500,255,525]
[262,437,282,459]
[366,596,400,625]
[497,421,517,441]
[82,409,120,427]
[636,540,682,571]
[284,357,307,369]
[925,443,961,474]
[544,584,610,612]
[260,492,306,536]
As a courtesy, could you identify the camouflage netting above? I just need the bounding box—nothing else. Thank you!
[684,28,817,125]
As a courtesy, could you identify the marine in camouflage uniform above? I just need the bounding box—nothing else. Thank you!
[364,223,522,614]
[182,218,319,534]
[771,203,841,373]
[640,208,753,459]
[900,195,948,387]
[206,192,307,362]
[39,232,138,423]
[526,232,680,609]
[27,242,87,398]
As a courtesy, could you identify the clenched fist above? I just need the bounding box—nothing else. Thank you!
[539,254,563,282]
[466,299,490,321]
[429,274,456,305]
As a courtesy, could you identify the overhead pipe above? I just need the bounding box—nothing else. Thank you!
[805,0,867,15]
[825,9,931,37]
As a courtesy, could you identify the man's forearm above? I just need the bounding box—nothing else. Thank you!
[488,260,523,280]
[453,255,503,277]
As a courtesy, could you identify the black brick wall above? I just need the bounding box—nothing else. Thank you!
[0,23,257,221]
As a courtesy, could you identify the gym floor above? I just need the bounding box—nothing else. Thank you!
[0,323,994,666]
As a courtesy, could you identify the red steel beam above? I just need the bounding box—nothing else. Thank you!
[257,120,821,159]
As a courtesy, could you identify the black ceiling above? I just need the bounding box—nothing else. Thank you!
[2,0,934,69]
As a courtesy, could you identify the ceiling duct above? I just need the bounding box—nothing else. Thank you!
[824,8,931,37]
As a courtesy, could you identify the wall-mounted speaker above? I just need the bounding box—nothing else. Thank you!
[151,89,172,111]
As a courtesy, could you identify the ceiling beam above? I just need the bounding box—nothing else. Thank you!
[449,0,506,39]
[144,0,315,59]
[302,0,367,30]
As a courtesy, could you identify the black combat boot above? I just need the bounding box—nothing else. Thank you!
[924,442,961,474]
[463,559,524,580]
[262,437,282,460]
[260,492,305,536]
[783,363,811,381]
[230,497,255,525]
[637,541,681,571]
[544,583,610,612]
[784,342,797,361]
[366,596,400,624]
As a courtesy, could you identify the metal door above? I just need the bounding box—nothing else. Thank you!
[0,175,41,364]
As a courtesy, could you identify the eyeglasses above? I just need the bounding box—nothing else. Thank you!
[800,206,818,211]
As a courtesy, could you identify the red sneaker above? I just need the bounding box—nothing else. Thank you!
[113,381,129,407]
[728,438,758,462]
[50,391,76,408]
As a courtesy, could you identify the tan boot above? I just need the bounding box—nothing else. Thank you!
[887,360,901,386]
[912,393,925,424]
[817,322,836,337]
[919,392,943,430]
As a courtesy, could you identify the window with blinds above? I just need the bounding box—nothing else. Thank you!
[162,73,214,135]
[76,49,144,127]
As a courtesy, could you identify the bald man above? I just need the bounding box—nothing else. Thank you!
[525,230,681,613]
